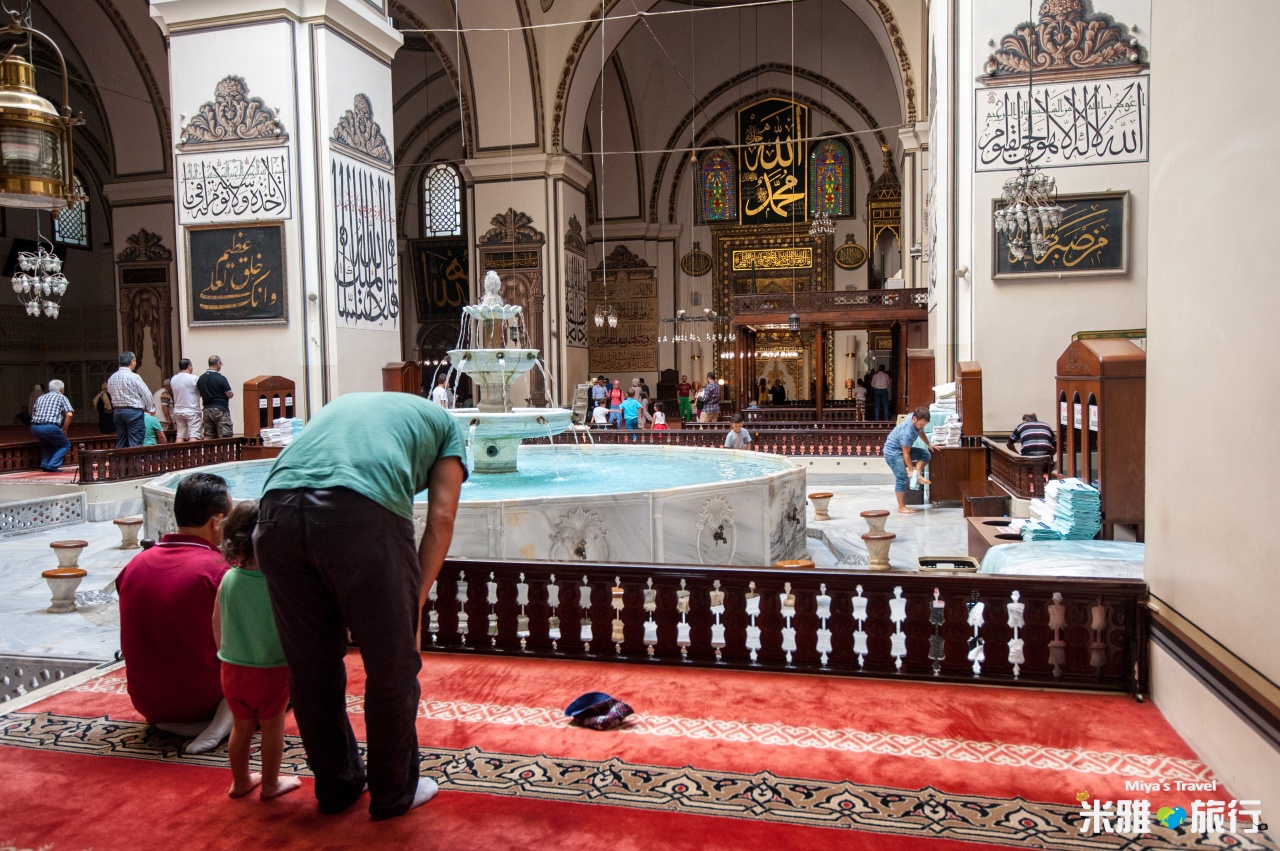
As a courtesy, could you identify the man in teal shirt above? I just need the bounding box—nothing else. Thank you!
[254,393,467,820]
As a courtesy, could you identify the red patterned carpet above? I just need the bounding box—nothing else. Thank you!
[0,652,1269,850]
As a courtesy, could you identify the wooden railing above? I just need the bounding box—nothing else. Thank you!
[422,561,1148,695]
[732,288,928,316]
[680,419,893,431]
[77,438,245,483]
[0,435,117,474]
[541,428,889,457]
[983,438,1056,500]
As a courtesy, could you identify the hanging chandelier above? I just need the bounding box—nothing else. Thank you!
[593,303,617,329]
[808,208,835,240]
[994,165,1063,261]
[657,307,730,345]
[12,238,66,317]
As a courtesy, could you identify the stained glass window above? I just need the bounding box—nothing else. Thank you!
[809,139,850,218]
[54,175,89,248]
[700,148,736,222]
[422,163,462,237]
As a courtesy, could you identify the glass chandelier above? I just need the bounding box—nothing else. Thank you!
[593,303,617,329]
[808,208,835,240]
[994,165,1063,261]
[12,238,67,317]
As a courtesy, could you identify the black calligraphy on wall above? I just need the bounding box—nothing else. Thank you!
[187,223,286,325]
[332,154,399,329]
[993,191,1128,279]
[565,251,587,348]
[737,98,808,226]
[976,77,1149,171]
[408,238,468,323]
[178,150,291,225]
[588,269,657,372]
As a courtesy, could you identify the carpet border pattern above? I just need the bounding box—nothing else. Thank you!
[0,711,1269,851]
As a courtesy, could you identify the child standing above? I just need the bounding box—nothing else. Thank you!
[651,401,668,430]
[213,501,301,800]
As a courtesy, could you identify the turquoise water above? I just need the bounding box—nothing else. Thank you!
[162,447,787,502]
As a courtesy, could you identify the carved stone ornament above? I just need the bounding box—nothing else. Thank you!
[983,0,1144,81]
[479,208,544,245]
[564,214,586,255]
[596,244,648,270]
[331,94,392,166]
[116,229,172,263]
[179,76,287,145]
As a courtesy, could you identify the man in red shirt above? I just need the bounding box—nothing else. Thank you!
[677,374,693,422]
[117,472,233,753]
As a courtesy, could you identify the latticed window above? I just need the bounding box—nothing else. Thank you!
[54,175,89,248]
[809,139,850,218]
[422,163,462,237]
[700,148,736,222]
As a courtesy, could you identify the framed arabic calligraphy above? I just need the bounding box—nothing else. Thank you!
[737,97,809,226]
[408,238,469,322]
[186,223,287,325]
[992,191,1129,279]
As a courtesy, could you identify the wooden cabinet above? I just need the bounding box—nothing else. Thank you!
[242,375,295,441]
[1055,339,1145,539]
[929,444,987,503]
[957,361,983,437]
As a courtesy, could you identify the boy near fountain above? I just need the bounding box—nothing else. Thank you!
[213,501,301,801]
[621,388,642,438]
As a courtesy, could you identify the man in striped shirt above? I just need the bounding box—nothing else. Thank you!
[1007,413,1056,457]
[107,351,156,448]
[30,379,74,472]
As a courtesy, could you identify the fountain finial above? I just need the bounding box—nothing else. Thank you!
[464,269,523,322]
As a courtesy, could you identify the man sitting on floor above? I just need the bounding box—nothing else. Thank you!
[116,472,234,753]
[1007,412,1056,458]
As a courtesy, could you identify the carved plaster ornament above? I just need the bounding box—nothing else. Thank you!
[564,214,587,255]
[117,229,173,263]
[180,76,286,145]
[983,0,1143,80]
[479,208,544,245]
[331,94,392,165]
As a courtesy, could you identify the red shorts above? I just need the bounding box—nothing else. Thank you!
[221,663,290,721]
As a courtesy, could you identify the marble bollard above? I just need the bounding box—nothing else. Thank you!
[113,517,143,550]
[50,539,88,569]
[860,509,890,534]
[808,492,833,521]
[861,532,896,571]
[42,567,87,613]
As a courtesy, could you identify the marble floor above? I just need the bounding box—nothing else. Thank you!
[0,473,969,663]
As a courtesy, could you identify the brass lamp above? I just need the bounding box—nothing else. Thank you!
[0,15,84,211]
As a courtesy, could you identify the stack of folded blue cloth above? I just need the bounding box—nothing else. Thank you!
[1049,479,1102,540]
[1019,521,1062,542]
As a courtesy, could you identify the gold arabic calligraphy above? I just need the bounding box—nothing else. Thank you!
[197,231,277,312]
[428,253,468,308]
[1005,206,1111,268]
[738,101,808,222]
[732,248,813,271]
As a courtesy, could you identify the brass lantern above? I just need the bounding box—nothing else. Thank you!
[0,18,83,211]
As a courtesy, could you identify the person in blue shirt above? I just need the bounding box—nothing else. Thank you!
[620,388,642,440]
[883,407,935,514]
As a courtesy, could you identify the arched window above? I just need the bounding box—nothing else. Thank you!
[421,163,462,237]
[809,139,851,218]
[699,148,736,222]
[54,175,89,248]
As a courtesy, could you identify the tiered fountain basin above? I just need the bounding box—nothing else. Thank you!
[142,445,807,566]
[453,407,575,473]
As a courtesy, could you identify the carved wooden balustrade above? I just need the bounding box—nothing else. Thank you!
[0,435,117,474]
[732,288,929,316]
[734,407,894,423]
[682,419,893,431]
[422,562,1148,695]
[77,438,245,483]
[540,428,889,457]
[983,438,1055,500]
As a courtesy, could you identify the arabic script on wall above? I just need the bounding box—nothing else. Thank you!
[737,98,809,225]
[332,153,399,331]
[178,149,291,225]
[188,223,286,325]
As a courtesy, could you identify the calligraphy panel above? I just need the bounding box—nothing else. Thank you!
[565,251,588,348]
[177,148,291,225]
[186,222,286,325]
[331,152,399,330]
[737,98,808,226]
[588,269,657,372]
[992,191,1128,279]
[975,77,1149,172]
[409,239,469,323]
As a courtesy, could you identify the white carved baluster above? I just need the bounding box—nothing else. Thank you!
[815,583,833,666]
[427,580,440,645]
[927,588,946,675]
[487,572,500,645]
[709,580,727,661]
[579,576,593,652]
[676,579,692,660]
[456,570,469,645]
[745,581,762,663]
[1089,596,1108,672]
[966,590,986,676]
[778,582,797,665]
[852,584,869,668]
[547,574,561,650]
[516,573,530,652]
[642,578,659,655]
[1006,590,1026,678]
[611,577,625,654]
[1048,591,1067,678]
[891,586,909,672]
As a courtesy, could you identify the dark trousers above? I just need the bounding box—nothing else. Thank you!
[255,487,423,819]
[873,388,891,421]
[113,407,145,447]
[31,423,70,470]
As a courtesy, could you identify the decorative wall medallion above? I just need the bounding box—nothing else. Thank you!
[548,507,609,561]
[679,242,712,277]
[835,237,868,270]
[332,153,399,330]
[116,229,172,263]
[331,94,392,167]
[564,214,586,255]
[479,208,544,245]
[179,76,286,146]
[177,148,291,225]
[695,495,737,565]
[982,0,1144,81]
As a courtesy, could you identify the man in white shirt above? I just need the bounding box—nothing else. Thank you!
[429,375,451,406]
[591,400,609,426]
[169,359,203,442]
[870,365,893,420]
